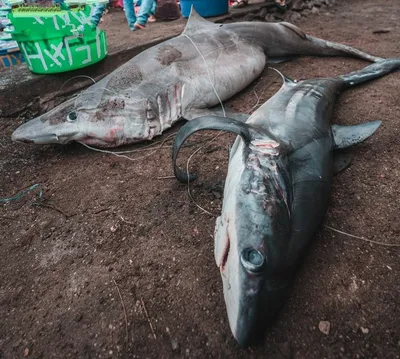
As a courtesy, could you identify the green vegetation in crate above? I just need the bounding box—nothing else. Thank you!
[5,0,108,74]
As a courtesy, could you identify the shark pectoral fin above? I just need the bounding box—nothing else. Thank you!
[332,121,382,149]
[172,116,261,183]
[184,108,250,123]
[333,151,352,174]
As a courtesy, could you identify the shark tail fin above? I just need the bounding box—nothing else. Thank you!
[339,58,400,87]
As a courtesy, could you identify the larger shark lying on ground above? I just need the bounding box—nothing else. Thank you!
[12,8,383,148]
[172,58,400,346]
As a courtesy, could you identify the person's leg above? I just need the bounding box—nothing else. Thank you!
[135,0,154,27]
[150,0,156,15]
[147,0,156,22]
[123,0,137,29]
[90,4,107,27]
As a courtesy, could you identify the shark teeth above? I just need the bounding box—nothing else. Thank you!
[249,139,280,156]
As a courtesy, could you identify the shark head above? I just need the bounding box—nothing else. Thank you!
[12,90,162,148]
[214,137,292,346]
[172,116,293,347]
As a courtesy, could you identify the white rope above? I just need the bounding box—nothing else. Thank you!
[183,33,226,118]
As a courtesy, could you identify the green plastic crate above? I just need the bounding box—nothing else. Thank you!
[5,1,108,74]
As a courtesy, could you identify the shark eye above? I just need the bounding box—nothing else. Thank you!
[241,248,265,273]
[67,112,78,122]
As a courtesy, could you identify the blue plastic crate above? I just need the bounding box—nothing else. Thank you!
[0,37,24,70]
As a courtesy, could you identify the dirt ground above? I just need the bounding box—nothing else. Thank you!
[1,0,400,358]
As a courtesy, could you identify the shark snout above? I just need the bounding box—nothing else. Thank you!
[12,130,58,144]
[12,118,78,145]
[225,277,261,347]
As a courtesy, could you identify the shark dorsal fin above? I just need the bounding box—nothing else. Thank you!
[183,6,218,35]
[279,22,307,40]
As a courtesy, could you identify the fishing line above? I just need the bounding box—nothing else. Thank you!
[180,34,232,215]
[185,131,223,218]
[59,75,97,93]
[183,33,226,118]
[325,225,400,247]
[0,184,43,203]
[78,132,177,161]
[80,133,177,154]
[80,142,163,162]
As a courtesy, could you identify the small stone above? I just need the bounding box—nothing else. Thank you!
[311,6,319,14]
[24,348,29,357]
[287,12,301,22]
[243,13,255,22]
[212,191,221,199]
[265,14,276,22]
[259,7,268,18]
[361,326,369,334]
[277,341,292,358]
[274,12,285,20]
[171,338,179,351]
[319,320,331,335]
[291,0,306,11]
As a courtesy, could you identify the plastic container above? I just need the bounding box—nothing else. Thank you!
[6,2,108,74]
[180,0,229,18]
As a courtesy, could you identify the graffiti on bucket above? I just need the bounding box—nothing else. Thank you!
[21,27,107,71]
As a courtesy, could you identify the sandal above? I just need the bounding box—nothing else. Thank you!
[274,0,287,10]
[231,0,248,8]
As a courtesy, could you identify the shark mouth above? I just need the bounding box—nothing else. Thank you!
[219,235,230,272]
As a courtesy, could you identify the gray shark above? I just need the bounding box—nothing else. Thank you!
[12,8,382,148]
[172,58,400,346]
